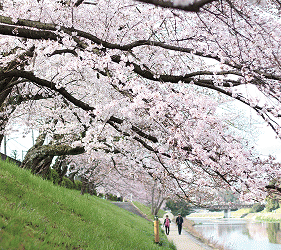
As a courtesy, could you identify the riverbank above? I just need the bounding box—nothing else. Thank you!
[184,208,281,249]
[187,207,281,222]
[183,219,225,250]
[185,217,281,250]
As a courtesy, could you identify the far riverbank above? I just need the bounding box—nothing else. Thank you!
[187,207,281,222]
[184,208,281,249]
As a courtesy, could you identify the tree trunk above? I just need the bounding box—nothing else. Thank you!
[0,134,4,147]
[153,197,165,216]
[151,182,155,215]
[21,133,48,172]
[80,176,88,195]
[21,133,85,178]
[68,170,79,183]
[88,182,97,195]
[52,156,69,184]
[36,156,54,178]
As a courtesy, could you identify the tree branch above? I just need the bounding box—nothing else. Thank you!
[135,0,217,12]
[0,24,60,41]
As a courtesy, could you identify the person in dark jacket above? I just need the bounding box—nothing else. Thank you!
[163,215,171,235]
[176,213,183,235]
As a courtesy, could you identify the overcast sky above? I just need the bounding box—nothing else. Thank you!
[0,129,38,161]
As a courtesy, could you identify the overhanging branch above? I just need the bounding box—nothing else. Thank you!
[135,0,217,12]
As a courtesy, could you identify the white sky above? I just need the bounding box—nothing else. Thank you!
[0,129,38,161]
[225,84,281,161]
[256,126,281,160]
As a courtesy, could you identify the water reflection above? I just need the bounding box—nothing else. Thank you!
[191,218,281,250]
[267,223,281,244]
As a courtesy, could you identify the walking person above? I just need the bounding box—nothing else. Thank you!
[163,215,171,235]
[176,213,183,235]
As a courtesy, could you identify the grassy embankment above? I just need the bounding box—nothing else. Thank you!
[243,208,281,222]
[132,201,166,221]
[0,160,175,249]
[187,207,281,222]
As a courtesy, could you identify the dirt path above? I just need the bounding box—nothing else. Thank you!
[165,222,212,250]
[111,202,148,220]
[112,202,212,249]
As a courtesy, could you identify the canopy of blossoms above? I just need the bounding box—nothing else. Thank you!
[1,0,281,203]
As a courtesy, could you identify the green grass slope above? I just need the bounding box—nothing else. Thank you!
[0,160,175,250]
[132,201,166,221]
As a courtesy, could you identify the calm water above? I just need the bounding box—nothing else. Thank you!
[190,218,281,250]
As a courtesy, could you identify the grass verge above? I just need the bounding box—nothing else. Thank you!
[0,160,175,250]
[132,201,166,221]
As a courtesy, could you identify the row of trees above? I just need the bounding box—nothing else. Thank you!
[1,0,281,205]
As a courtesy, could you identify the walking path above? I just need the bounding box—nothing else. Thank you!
[111,201,149,220]
[112,202,212,250]
[165,222,212,250]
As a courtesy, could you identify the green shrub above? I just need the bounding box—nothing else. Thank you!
[266,197,280,212]
[74,180,82,191]
[250,203,265,213]
[98,193,104,198]
[47,168,60,185]
[165,199,192,217]
[61,177,74,189]
[106,193,119,201]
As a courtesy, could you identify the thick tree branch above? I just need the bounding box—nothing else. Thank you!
[0,15,222,61]
[74,0,84,7]
[111,54,242,87]
[265,185,281,193]
[135,0,217,12]
[0,69,94,112]
[0,24,60,41]
[1,67,278,145]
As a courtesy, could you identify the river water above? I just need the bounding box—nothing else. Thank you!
[189,217,281,250]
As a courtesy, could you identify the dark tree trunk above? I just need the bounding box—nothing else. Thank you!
[0,46,35,107]
[0,84,20,147]
[150,180,165,216]
[0,134,4,147]
[0,46,37,147]
[68,170,79,183]
[20,134,53,178]
[88,182,97,196]
[35,156,54,178]
[21,133,85,178]
[52,156,69,184]
[80,176,88,195]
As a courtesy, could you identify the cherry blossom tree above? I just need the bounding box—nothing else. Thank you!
[67,151,173,214]
[1,0,281,202]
